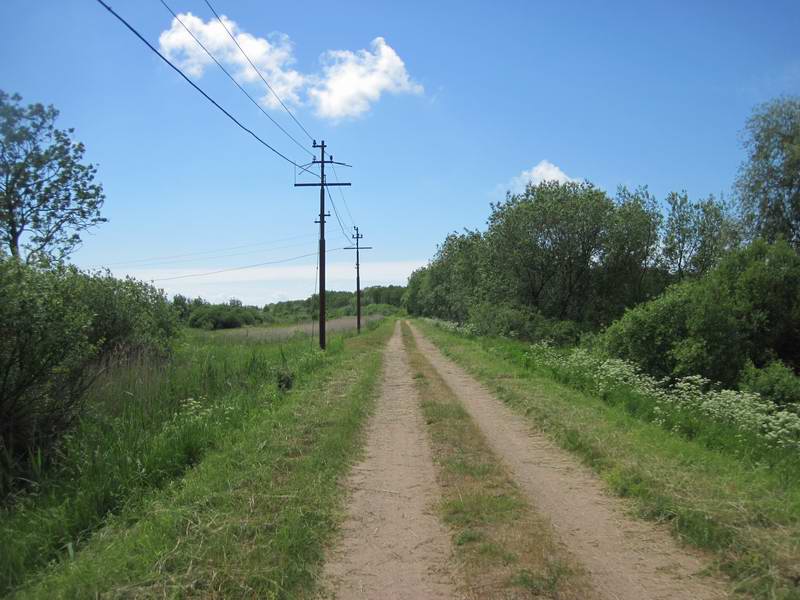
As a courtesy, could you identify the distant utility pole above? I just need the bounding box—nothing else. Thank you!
[295,140,350,350]
[345,226,373,333]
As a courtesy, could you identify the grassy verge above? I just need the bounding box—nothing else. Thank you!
[401,322,593,599]
[414,320,800,600]
[5,319,393,599]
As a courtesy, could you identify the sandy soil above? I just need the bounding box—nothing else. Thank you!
[319,322,458,600]
[409,323,729,600]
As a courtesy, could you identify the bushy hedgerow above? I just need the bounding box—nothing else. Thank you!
[740,361,800,412]
[187,304,265,330]
[0,259,177,497]
[467,303,581,346]
[602,240,800,390]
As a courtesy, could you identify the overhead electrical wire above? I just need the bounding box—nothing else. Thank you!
[330,162,355,229]
[99,233,315,267]
[103,240,316,269]
[159,0,313,159]
[152,247,345,281]
[203,0,315,143]
[95,0,316,178]
[326,187,352,245]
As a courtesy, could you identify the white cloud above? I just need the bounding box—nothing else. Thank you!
[159,17,421,120]
[158,12,304,108]
[503,160,578,195]
[308,37,423,119]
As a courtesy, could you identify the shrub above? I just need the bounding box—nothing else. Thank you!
[740,361,800,412]
[0,259,177,498]
[602,240,800,388]
[467,303,580,345]
[188,304,264,330]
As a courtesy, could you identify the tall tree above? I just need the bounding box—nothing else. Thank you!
[736,96,800,248]
[0,91,105,263]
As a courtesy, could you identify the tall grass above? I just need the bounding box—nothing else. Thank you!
[0,328,335,595]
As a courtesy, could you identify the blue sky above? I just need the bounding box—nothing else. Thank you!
[1,1,798,304]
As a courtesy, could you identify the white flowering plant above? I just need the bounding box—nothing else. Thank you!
[426,317,800,456]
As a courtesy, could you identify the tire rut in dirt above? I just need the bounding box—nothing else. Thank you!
[319,322,459,600]
[408,323,729,600]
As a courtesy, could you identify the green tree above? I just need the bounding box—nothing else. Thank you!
[663,191,738,279]
[736,96,800,248]
[0,91,105,262]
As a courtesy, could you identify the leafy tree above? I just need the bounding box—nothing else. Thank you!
[736,96,800,248]
[0,91,105,262]
[172,294,191,321]
[595,186,664,322]
[484,181,614,322]
[663,191,739,279]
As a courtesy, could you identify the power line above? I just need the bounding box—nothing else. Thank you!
[203,0,315,143]
[95,0,315,177]
[326,187,352,245]
[152,247,345,281]
[98,233,315,267]
[159,0,313,159]
[104,240,316,269]
[330,162,355,228]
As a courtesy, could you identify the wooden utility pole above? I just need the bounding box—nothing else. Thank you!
[295,140,350,349]
[345,226,373,333]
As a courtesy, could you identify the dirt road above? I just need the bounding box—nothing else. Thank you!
[320,322,458,599]
[320,321,728,599]
[408,322,727,600]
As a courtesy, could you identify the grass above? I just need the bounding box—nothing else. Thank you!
[401,321,593,599]
[415,319,800,600]
[3,319,394,598]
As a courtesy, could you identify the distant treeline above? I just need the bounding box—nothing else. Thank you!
[173,285,405,330]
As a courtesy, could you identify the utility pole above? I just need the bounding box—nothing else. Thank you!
[345,226,372,333]
[295,140,350,350]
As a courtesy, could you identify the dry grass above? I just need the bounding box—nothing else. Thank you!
[401,321,595,599]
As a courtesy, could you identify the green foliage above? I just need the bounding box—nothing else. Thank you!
[603,240,800,387]
[663,191,740,279]
[188,300,265,330]
[406,181,732,332]
[736,96,800,249]
[467,302,581,345]
[740,361,800,411]
[0,258,177,498]
[0,90,105,262]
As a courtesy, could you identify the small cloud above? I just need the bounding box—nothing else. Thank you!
[501,160,578,195]
[307,37,423,119]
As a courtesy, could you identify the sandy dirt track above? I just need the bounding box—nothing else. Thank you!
[320,322,458,599]
[408,323,728,600]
